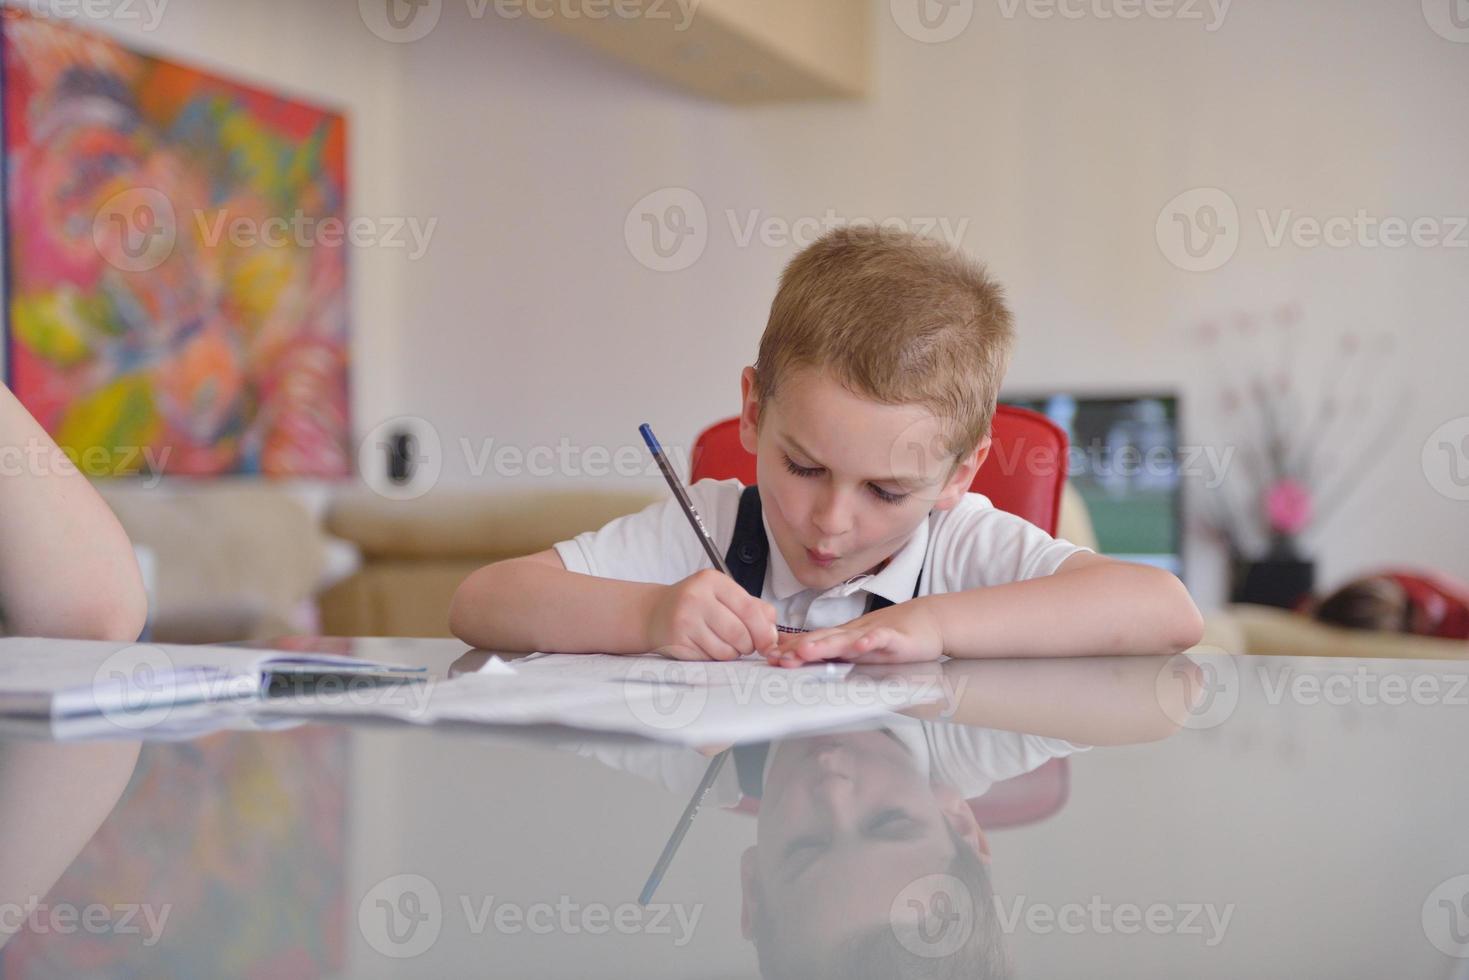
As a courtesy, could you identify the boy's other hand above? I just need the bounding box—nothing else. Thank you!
[646,569,780,661]
[766,600,944,667]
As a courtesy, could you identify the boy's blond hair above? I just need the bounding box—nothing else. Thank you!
[752,225,1015,462]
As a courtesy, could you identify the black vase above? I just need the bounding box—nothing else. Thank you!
[1232,542,1316,610]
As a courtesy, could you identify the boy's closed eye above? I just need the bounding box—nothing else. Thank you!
[780,807,926,878]
[780,453,910,505]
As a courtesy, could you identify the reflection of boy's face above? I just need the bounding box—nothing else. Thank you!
[737,366,986,591]
[740,730,988,946]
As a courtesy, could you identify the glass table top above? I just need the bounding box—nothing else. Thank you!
[2,637,1468,979]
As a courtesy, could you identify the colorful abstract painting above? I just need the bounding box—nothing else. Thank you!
[2,10,350,477]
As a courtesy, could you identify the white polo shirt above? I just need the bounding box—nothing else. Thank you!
[552,478,1090,631]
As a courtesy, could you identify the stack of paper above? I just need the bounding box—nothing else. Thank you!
[259,653,941,747]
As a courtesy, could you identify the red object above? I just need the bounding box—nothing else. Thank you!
[693,404,1073,827]
[690,404,1069,535]
[1382,570,1469,641]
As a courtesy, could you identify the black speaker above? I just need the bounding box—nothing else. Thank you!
[387,430,417,485]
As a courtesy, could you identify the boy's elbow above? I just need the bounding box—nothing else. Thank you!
[1176,605,1206,653]
[79,579,150,643]
[449,565,497,646]
[5,572,149,643]
[1158,572,1205,654]
[447,580,475,644]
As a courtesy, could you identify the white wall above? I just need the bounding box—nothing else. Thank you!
[380,0,1469,608]
[5,0,1467,608]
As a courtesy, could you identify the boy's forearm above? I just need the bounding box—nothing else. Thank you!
[923,563,1205,659]
[449,560,662,654]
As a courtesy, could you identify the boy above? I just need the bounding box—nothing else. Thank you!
[450,227,1203,663]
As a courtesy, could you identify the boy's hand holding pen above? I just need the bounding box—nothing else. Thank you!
[644,568,781,661]
[639,423,789,662]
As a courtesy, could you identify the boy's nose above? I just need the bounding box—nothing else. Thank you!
[811,490,854,537]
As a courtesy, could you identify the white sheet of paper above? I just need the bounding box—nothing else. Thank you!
[510,652,853,686]
[257,664,940,747]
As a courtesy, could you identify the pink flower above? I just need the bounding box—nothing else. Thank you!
[1265,479,1313,536]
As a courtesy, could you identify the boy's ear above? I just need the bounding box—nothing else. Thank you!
[738,366,761,455]
[933,783,992,864]
[931,438,990,512]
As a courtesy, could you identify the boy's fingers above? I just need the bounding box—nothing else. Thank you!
[792,632,851,662]
[657,644,703,661]
[696,619,745,661]
[717,592,775,654]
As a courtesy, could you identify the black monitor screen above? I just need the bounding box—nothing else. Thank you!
[1001,393,1183,576]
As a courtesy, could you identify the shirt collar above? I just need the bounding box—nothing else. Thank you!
[761,505,929,604]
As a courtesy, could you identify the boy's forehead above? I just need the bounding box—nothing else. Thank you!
[765,384,953,483]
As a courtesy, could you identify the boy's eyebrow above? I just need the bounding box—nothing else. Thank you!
[780,432,927,485]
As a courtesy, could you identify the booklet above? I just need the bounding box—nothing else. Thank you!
[0,637,425,720]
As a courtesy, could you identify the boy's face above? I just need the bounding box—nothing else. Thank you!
[739,729,988,947]
[738,365,988,590]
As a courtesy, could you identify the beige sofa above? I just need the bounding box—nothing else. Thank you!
[319,482,1108,639]
[99,485,336,643]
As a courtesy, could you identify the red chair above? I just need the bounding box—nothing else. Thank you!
[690,404,1068,535]
[693,404,1072,829]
